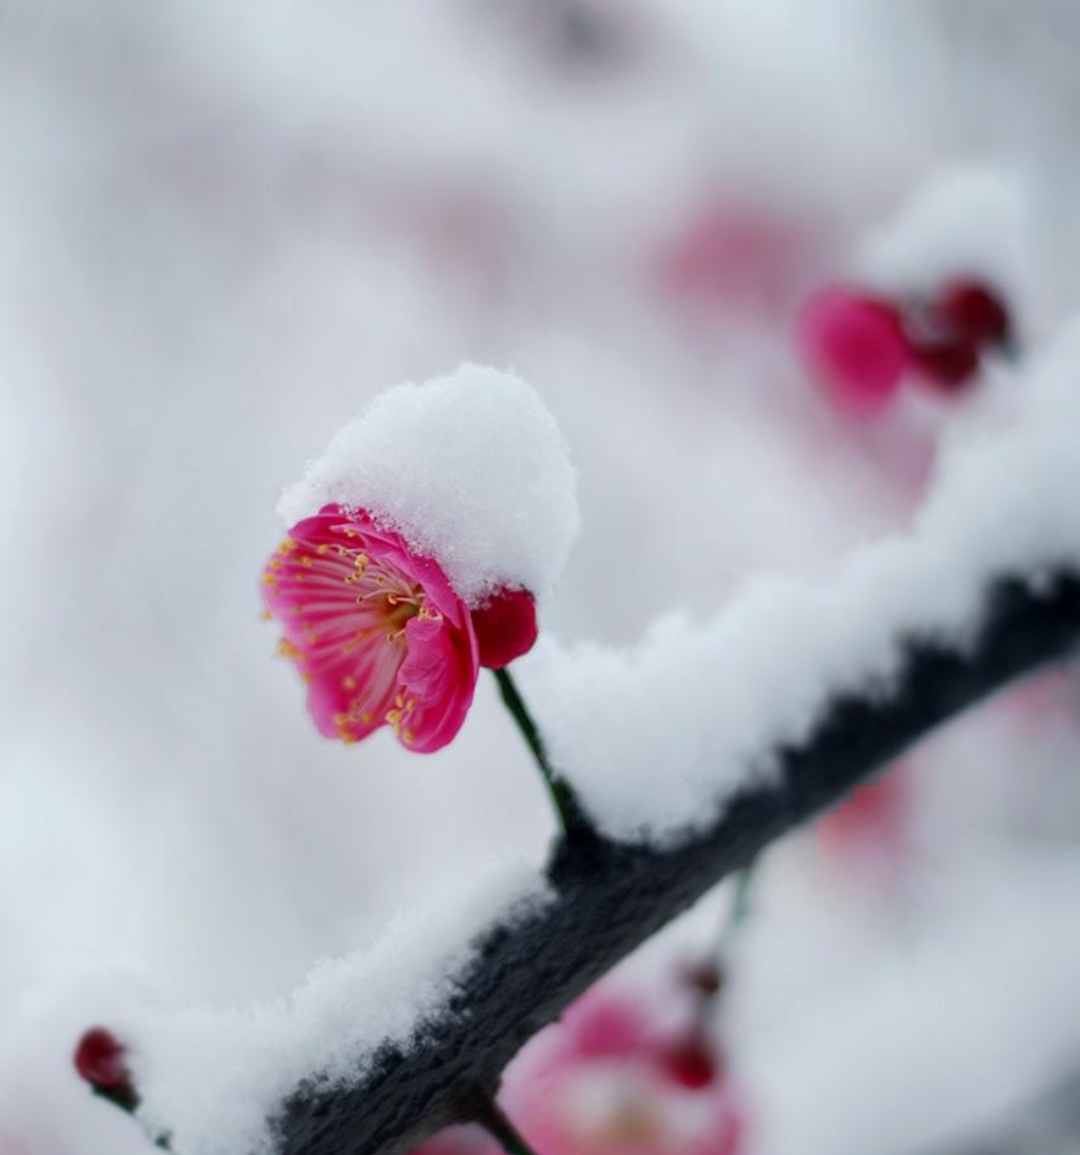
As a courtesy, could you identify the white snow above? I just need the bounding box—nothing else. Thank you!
[7,5,1080,1155]
[131,859,548,1155]
[517,321,1080,842]
[278,365,579,607]
[856,163,1035,310]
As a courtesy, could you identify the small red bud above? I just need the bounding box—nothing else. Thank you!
[908,338,980,390]
[682,960,724,998]
[74,1027,131,1094]
[662,1037,719,1090]
[935,279,1011,348]
[471,588,539,670]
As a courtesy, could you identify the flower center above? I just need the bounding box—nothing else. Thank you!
[265,523,439,745]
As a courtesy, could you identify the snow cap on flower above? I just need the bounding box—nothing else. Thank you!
[279,365,579,607]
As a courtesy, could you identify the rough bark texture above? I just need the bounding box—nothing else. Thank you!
[278,571,1080,1155]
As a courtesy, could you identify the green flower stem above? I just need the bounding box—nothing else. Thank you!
[719,859,756,955]
[705,860,757,990]
[493,667,595,846]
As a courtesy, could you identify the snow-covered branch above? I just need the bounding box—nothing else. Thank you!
[274,569,1080,1155]
[125,334,1080,1155]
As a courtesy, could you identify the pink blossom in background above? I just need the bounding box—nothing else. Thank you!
[507,988,743,1155]
[818,762,910,878]
[655,203,809,320]
[1001,671,1079,732]
[409,1125,499,1155]
[262,505,479,753]
[410,986,744,1155]
[794,286,910,419]
[0,1138,36,1155]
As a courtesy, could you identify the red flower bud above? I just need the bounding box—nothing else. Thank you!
[661,1037,719,1090]
[935,279,1011,348]
[908,338,981,390]
[74,1027,131,1094]
[471,588,539,670]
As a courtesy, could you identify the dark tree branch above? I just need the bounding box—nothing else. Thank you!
[275,570,1080,1155]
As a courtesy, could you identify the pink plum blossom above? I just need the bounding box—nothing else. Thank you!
[654,203,808,319]
[818,761,910,879]
[510,990,741,1155]
[412,986,744,1155]
[795,285,910,419]
[262,505,479,753]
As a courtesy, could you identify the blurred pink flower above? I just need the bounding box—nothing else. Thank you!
[0,1137,36,1155]
[509,990,743,1155]
[818,761,910,877]
[413,986,744,1155]
[655,203,809,319]
[262,505,479,753]
[795,285,909,419]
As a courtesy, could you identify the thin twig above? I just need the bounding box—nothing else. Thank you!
[718,859,756,958]
[472,1096,542,1155]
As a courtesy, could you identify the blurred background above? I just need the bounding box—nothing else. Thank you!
[4,1,1080,1152]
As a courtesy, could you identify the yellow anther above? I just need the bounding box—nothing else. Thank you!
[403,728,416,745]
[277,638,302,659]
[261,573,277,586]
[317,543,330,555]
[259,610,272,622]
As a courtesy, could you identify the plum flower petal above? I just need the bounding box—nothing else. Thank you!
[795,285,909,418]
[261,505,478,753]
[396,613,478,753]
